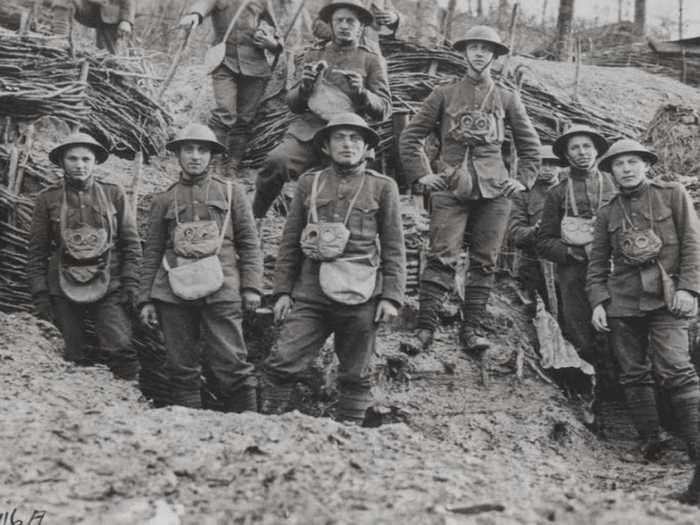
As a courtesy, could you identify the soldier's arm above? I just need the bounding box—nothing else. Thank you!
[273,178,308,296]
[378,179,406,307]
[26,193,51,297]
[505,90,541,189]
[399,87,443,185]
[230,183,263,294]
[118,0,136,25]
[535,188,569,264]
[114,185,142,294]
[508,192,536,249]
[358,53,392,121]
[138,193,167,306]
[286,50,314,114]
[373,0,400,34]
[673,185,700,295]
[585,207,612,307]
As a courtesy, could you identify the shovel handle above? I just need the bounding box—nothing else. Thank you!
[157,23,195,101]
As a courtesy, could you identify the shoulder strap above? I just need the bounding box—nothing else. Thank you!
[343,173,367,226]
[215,180,233,255]
[479,82,496,112]
[565,177,579,217]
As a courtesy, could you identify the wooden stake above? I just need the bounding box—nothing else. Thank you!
[131,151,143,215]
[573,38,581,102]
[13,124,35,195]
[507,3,520,57]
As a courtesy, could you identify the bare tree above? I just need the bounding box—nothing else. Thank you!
[477,0,483,18]
[498,0,509,29]
[555,0,575,61]
[634,0,645,34]
[679,0,684,39]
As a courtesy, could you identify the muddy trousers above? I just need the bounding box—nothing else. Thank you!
[51,290,140,380]
[210,65,268,167]
[156,300,257,411]
[252,134,320,218]
[417,193,511,332]
[610,311,700,456]
[261,299,377,424]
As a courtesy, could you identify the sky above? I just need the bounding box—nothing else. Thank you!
[440,0,700,39]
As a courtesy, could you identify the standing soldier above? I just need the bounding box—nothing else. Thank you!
[178,0,283,171]
[259,113,405,424]
[51,1,136,54]
[399,25,540,354]
[138,124,263,411]
[509,144,565,309]
[252,0,392,219]
[27,132,141,380]
[536,125,616,363]
[587,139,700,462]
[311,0,400,53]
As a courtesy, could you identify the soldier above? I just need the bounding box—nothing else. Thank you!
[399,25,540,354]
[509,144,565,310]
[51,0,135,54]
[587,139,700,462]
[252,0,392,219]
[259,113,405,424]
[311,0,400,53]
[27,132,141,380]
[536,125,616,363]
[138,124,263,411]
[178,0,283,170]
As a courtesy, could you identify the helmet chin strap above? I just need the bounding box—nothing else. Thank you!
[567,155,597,171]
[466,54,494,77]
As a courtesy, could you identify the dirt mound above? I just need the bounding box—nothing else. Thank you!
[3,292,700,524]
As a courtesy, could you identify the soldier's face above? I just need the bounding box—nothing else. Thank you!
[610,154,649,188]
[178,142,212,176]
[62,146,96,184]
[331,8,363,44]
[565,135,597,169]
[325,128,368,166]
[465,42,495,73]
[539,160,561,182]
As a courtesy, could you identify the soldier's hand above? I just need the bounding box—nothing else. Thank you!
[418,173,448,191]
[374,299,398,323]
[374,10,398,26]
[591,304,610,333]
[178,14,200,30]
[242,290,262,313]
[273,294,293,324]
[140,303,159,329]
[671,289,698,318]
[500,178,526,197]
[253,31,279,51]
[301,65,319,93]
[344,70,364,94]
[117,21,132,39]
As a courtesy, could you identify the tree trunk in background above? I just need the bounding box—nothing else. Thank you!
[477,0,483,18]
[634,0,645,35]
[498,0,510,29]
[555,0,575,61]
[443,0,457,41]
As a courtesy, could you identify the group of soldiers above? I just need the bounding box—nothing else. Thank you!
[25,0,700,504]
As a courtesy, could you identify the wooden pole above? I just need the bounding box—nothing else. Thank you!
[573,38,581,102]
[508,3,520,57]
[443,0,457,42]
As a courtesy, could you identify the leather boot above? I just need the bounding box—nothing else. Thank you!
[171,388,202,409]
[623,385,663,461]
[669,385,700,461]
[223,384,258,413]
[679,466,700,505]
[461,286,491,352]
[259,373,293,415]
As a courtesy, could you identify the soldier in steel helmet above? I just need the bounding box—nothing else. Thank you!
[399,25,540,354]
[251,0,392,220]
[536,125,616,364]
[138,124,263,411]
[258,113,405,425]
[178,0,283,172]
[27,132,142,380]
[587,139,700,463]
[508,144,566,310]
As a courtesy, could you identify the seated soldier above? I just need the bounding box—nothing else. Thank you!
[251,0,392,219]
[588,139,700,462]
[259,113,405,425]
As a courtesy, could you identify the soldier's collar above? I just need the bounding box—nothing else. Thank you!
[64,175,94,192]
[331,40,360,52]
[179,171,210,186]
[463,73,493,87]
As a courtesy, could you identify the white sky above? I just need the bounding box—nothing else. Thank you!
[440,0,700,39]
